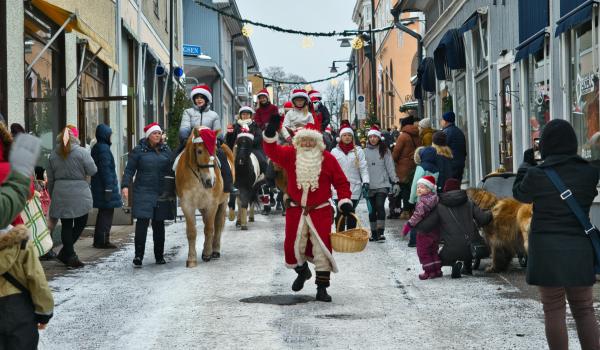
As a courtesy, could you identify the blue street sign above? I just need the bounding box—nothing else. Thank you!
[183,44,202,57]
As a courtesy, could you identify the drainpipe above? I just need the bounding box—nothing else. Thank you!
[391,8,423,119]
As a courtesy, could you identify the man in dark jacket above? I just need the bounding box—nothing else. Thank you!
[441,112,467,182]
[513,119,600,349]
[91,124,122,249]
[254,89,280,130]
[417,178,491,278]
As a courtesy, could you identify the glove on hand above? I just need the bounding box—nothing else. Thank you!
[523,148,537,166]
[362,183,370,193]
[265,114,281,138]
[401,223,411,237]
[392,182,401,197]
[9,134,41,178]
[340,202,354,216]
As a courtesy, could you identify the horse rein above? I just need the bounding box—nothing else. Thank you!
[187,142,219,185]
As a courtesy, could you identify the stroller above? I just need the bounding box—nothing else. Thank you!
[471,172,528,270]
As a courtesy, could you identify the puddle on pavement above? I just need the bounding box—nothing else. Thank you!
[240,295,314,305]
[315,313,360,320]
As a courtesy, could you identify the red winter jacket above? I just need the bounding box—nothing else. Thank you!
[254,103,280,130]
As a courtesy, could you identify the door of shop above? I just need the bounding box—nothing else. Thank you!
[476,75,493,176]
[499,66,513,172]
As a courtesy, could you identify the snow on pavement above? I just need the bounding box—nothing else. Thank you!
[39,204,580,349]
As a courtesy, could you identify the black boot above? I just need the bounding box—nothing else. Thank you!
[292,262,312,292]
[377,228,386,242]
[217,149,233,193]
[370,227,380,242]
[315,271,332,302]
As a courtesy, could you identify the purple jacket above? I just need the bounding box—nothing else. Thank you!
[408,191,439,235]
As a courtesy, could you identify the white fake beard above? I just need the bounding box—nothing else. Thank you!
[295,147,323,191]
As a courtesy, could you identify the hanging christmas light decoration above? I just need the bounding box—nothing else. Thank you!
[241,24,253,37]
[351,36,364,50]
[330,79,339,87]
[301,36,314,49]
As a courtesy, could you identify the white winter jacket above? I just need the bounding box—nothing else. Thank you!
[281,109,314,140]
[331,145,369,200]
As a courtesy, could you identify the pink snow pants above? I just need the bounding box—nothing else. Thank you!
[416,232,441,273]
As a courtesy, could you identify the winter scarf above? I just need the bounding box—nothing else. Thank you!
[338,141,355,155]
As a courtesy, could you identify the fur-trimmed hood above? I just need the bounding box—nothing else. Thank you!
[0,225,29,275]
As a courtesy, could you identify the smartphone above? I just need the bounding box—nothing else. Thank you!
[533,138,541,161]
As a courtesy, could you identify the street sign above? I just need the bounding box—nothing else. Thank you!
[357,94,366,120]
[183,44,202,57]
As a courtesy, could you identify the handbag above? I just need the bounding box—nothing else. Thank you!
[154,200,176,221]
[543,167,600,274]
[446,206,490,259]
[21,193,53,257]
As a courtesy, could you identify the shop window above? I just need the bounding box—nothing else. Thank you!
[472,16,489,73]
[79,52,109,147]
[476,75,492,175]
[569,21,599,161]
[527,47,550,143]
[454,75,469,182]
[24,14,64,169]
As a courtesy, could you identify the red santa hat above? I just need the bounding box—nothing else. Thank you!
[238,106,255,115]
[190,85,212,103]
[192,127,217,156]
[417,175,436,192]
[237,126,254,141]
[292,123,325,150]
[283,101,293,109]
[290,89,309,101]
[339,125,354,136]
[257,88,269,99]
[144,122,162,138]
[310,96,320,103]
[308,90,322,100]
[325,125,332,134]
[367,124,382,139]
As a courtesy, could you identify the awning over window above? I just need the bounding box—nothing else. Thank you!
[414,57,435,100]
[433,29,466,80]
[460,12,478,34]
[555,0,599,37]
[514,0,548,62]
[31,0,117,71]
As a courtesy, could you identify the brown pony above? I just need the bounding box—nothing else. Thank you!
[175,127,234,267]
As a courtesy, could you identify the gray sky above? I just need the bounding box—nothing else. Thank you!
[236,0,357,94]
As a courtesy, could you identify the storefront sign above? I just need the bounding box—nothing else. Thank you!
[577,73,595,101]
[183,44,202,57]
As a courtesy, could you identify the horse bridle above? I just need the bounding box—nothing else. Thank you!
[187,143,218,185]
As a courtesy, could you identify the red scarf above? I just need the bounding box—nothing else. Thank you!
[338,141,355,155]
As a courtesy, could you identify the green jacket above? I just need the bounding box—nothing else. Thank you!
[0,171,30,228]
[0,225,54,323]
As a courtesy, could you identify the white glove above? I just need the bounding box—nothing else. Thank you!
[9,134,41,177]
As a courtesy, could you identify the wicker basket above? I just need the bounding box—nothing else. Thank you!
[331,213,370,253]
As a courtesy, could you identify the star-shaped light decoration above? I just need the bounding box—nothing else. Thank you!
[302,36,314,48]
[351,36,364,50]
[242,24,253,37]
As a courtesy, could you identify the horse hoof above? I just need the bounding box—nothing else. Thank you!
[249,217,255,222]
[202,255,212,262]
[211,252,220,259]
[186,260,198,268]
[241,226,248,231]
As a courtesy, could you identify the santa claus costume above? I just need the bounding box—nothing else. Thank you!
[263,119,353,302]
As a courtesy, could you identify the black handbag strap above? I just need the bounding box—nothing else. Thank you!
[1,272,30,296]
[446,207,471,241]
[543,168,597,235]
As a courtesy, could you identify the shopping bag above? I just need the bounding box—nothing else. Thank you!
[22,192,53,256]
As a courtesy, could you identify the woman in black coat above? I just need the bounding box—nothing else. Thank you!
[121,123,173,267]
[91,124,122,249]
[513,119,600,349]
[416,178,492,278]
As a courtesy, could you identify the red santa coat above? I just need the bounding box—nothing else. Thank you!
[263,133,352,273]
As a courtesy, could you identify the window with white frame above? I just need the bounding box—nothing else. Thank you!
[526,44,550,144]
[472,15,489,73]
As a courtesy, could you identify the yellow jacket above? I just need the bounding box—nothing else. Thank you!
[0,225,54,323]
[420,127,435,147]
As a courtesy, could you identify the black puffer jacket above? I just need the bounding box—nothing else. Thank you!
[416,189,492,265]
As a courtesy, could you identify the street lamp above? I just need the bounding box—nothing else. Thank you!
[330,60,353,74]
[338,38,351,47]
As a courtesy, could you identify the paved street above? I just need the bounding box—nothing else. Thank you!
[37,203,587,349]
